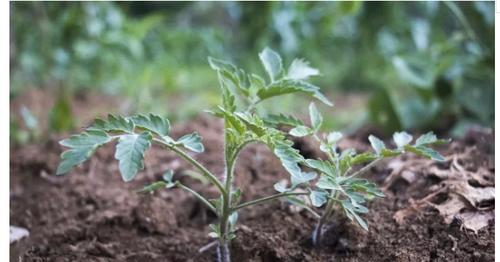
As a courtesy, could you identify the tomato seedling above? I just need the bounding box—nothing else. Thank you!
[57,47,447,261]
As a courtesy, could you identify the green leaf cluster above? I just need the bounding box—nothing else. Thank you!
[57,114,204,182]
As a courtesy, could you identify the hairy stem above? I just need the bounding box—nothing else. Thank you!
[232,191,309,211]
[154,138,226,194]
[176,182,216,213]
[313,191,338,246]
[217,241,231,262]
[345,157,382,180]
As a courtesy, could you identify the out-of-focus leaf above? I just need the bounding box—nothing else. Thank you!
[259,47,283,82]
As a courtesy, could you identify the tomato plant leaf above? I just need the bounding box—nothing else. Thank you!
[393,131,413,148]
[131,113,170,137]
[259,47,283,82]
[287,58,320,80]
[177,132,204,153]
[368,135,385,155]
[309,102,323,131]
[89,114,134,133]
[115,132,153,182]
[57,130,112,175]
[289,125,313,137]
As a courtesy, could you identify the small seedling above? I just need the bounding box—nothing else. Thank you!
[56,48,447,261]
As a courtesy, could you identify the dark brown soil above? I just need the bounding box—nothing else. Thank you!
[10,113,494,261]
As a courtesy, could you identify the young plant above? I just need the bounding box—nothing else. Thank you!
[57,47,334,262]
[276,104,448,245]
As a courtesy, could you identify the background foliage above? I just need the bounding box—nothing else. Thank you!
[10,1,494,143]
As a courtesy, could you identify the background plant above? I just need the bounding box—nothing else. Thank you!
[11,2,493,145]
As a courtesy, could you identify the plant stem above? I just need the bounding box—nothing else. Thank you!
[345,157,382,180]
[312,191,338,246]
[176,182,216,213]
[154,138,226,194]
[232,191,309,211]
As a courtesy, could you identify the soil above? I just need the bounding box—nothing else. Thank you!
[10,95,494,261]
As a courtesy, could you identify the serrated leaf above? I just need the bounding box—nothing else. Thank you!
[89,114,134,133]
[341,199,369,231]
[234,112,267,137]
[115,132,152,182]
[404,145,446,161]
[177,132,204,153]
[316,176,341,190]
[263,114,304,127]
[131,113,170,137]
[289,126,313,137]
[349,179,385,197]
[287,58,320,80]
[57,130,112,175]
[273,141,309,186]
[309,102,323,131]
[393,131,413,148]
[415,132,450,146]
[257,79,333,106]
[368,135,385,155]
[306,159,335,176]
[259,47,283,82]
[350,153,378,165]
[310,190,328,207]
[218,107,245,135]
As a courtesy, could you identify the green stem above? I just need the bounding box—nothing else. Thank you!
[312,190,338,246]
[345,157,382,180]
[176,182,216,213]
[232,191,309,211]
[154,138,226,194]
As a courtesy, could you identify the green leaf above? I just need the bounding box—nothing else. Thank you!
[218,107,245,135]
[289,126,313,137]
[257,79,333,106]
[90,114,134,133]
[350,153,378,165]
[306,159,335,176]
[316,176,341,190]
[415,132,450,146]
[259,47,283,82]
[368,135,385,155]
[309,102,323,131]
[114,132,153,182]
[131,113,170,137]
[404,145,446,162]
[57,130,112,175]
[310,190,328,207]
[273,141,312,186]
[349,179,385,197]
[287,58,320,80]
[177,132,204,153]
[263,114,304,127]
[341,199,369,231]
[393,131,413,148]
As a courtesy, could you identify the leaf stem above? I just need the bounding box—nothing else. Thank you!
[345,157,383,180]
[232,191,309,211]
[176,182,216,213]
[154,138,226,194]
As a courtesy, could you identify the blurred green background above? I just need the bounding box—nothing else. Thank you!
[10,1,494,145]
